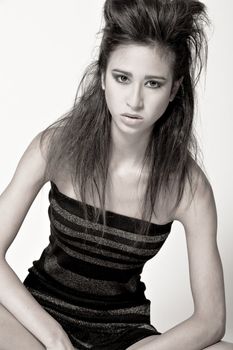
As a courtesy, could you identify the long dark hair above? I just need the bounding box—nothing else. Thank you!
[41,0,209,236]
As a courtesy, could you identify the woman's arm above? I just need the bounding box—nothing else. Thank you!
[0,133,74,349]
[132,164,225,350]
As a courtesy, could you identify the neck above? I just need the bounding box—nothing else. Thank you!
[109,122,152,173]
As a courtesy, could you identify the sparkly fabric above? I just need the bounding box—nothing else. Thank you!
[23,181,173,349]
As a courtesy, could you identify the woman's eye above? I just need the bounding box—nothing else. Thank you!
[146,80,161,88]
[115,75,129,84]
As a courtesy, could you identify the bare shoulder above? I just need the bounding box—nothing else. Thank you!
[0,130,53,256]
[2,129,53,197]
[173,159,216,233]
[11,131,49,188]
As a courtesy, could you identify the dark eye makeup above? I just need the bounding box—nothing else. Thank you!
[112,73,162,89]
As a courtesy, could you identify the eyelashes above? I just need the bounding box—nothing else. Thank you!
[146,80,161,89]
[112,73,162,89]
[114,74,129,84]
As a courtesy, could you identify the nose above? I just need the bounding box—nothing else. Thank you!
[126,83,144,111]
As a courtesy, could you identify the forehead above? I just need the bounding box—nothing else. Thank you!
[106,43,174,78]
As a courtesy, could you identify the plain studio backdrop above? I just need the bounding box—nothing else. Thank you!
[0,0,232,342]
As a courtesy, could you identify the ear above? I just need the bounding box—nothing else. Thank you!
[101,72,105,90]
[169,76,183,102]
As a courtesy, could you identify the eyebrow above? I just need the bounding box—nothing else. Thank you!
[111,69,167,81]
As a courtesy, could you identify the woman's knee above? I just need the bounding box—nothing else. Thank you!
[0,303,45,350]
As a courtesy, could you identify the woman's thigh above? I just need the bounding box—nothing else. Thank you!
[126,335,160,350]
[204,341,233,349]
[0,303,45,350]
[125,336,233,350]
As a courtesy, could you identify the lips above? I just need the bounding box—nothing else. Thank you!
[121,113,143,119]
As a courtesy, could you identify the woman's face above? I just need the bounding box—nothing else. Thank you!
[102,43,181,136]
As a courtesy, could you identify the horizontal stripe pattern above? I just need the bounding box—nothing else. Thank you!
[24,181,173,349]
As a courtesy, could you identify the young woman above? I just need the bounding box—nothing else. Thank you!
[0,0,232,349]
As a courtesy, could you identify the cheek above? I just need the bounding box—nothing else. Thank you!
[104,83,123,112]
[104,89,117,116]
[147,91,171,117]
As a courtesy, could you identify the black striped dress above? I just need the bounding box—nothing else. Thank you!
[23,181,173,350]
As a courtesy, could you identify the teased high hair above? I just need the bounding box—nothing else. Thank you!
[41,0,209,237]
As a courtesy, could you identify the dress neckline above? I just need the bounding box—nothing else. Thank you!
[50,181,173,229]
